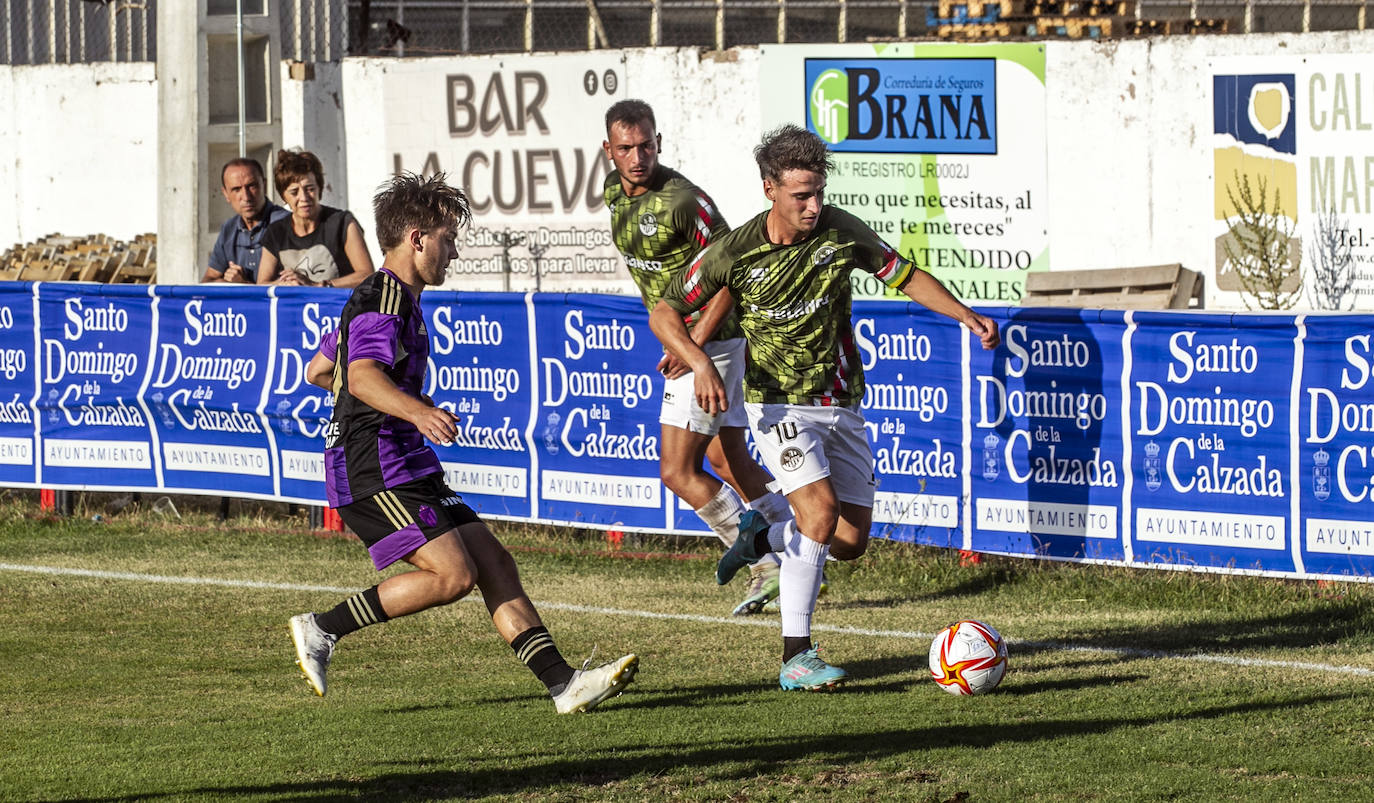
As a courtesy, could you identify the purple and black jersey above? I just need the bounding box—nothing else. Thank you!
[323,268,442,507]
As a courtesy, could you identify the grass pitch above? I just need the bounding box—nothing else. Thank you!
[3,495,1374,801]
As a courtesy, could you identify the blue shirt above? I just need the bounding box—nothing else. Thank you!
[208,201,290,281]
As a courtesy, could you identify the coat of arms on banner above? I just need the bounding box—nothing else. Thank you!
[543,412,561,455]
[1143,440,1162,491]
[275,399,295,435]
[151,392,175,429]
[982,432,999,481]
[1313,448,1330,501]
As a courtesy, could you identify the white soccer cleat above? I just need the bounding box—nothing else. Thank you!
[553,653,639,714]
[289,613,337,697]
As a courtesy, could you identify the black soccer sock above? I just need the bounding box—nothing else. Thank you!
[314,585,390,638]
[512,626,576,695]
[783,636,812,664]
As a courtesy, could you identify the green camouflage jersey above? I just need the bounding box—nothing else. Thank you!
[603,167,738,340]
[660,206,915,406]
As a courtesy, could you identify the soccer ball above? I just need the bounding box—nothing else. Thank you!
[928,620,1008,696]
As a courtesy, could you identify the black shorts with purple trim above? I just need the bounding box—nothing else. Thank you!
[337,474,481,570]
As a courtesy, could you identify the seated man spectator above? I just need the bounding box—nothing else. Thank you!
[257,149,375,288]
[202,157,289,283]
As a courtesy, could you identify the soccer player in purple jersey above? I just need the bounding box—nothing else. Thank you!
[289,172,637,713]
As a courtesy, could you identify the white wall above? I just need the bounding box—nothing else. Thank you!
[1043,31,1374,309]
[0,63,156,250]
[622,48,764,230]
[280,60,347,212]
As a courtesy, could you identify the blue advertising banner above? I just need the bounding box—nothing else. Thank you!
[425,293,535,520]
[264,289,343,503]
[971,308,1127,562]
[0,284,38,486]
[858,302,968,548]
[1297,315,1374,578]
[529,293,666,529]
[1126,311,1295,572]
[148,286,278,497]
[37,284,158,489]
[10,280,1374,582]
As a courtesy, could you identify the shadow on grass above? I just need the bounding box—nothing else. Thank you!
[826,567,1021,610]
[67,692,1357,802]
[454,654,925,712]
[997,672,1149,696]
[1045,596,1374,656]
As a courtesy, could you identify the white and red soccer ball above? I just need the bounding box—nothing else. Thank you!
[928,620,1009,696]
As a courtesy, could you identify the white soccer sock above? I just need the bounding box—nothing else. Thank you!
[695,482,746,547]
[779,526,829,639]
[766,519,791,553]
[748,491,793,525]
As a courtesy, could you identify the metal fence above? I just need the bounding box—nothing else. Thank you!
[341,0,1367,56]
[0,0,1366,65]
[1,0,156,64]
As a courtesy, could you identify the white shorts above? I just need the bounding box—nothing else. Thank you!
[746,402,876,506]
[660,337,748,435]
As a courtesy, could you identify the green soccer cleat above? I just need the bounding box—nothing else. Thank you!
[779,645,848,691]
[732,562,781,616]
[717,509,767,585]
[553,653,639,714]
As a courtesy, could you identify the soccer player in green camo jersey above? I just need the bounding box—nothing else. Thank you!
[650,125,1000,691]
[602,99,794,616]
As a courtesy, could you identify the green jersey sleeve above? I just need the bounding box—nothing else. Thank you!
[667,186,729,252]
[660,239,733,316]
[832,208,915,290]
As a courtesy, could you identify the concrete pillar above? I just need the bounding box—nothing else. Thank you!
[157,1,282,285]
[280,60,347,221]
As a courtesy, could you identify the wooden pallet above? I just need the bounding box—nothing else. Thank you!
[935,21,1017,38]
[1025,14,1125,37]
[936,0,1017,21]
[1024,0,1134,16]
[0,232,158,284]
[1023,264,1205,309]
[1125,17,1234,35]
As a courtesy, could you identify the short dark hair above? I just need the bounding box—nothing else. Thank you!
[220,157,265,188]
[273,149,325,200]
[753,125,833,183]
[605,99,656,136]
[373,172,472,252]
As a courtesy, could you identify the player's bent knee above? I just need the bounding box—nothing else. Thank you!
[433,567,476,604]
[658,463,697,497]
[829,541,868,561]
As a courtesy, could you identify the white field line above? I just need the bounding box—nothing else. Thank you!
[5,562,1374,679]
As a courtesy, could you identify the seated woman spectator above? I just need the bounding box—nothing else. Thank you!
[257,149,375,288]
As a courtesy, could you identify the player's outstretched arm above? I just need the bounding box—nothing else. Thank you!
[901,269,1001,351]
[656,287,736,379]
[348,358,459,445]
[649,299,728,414]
